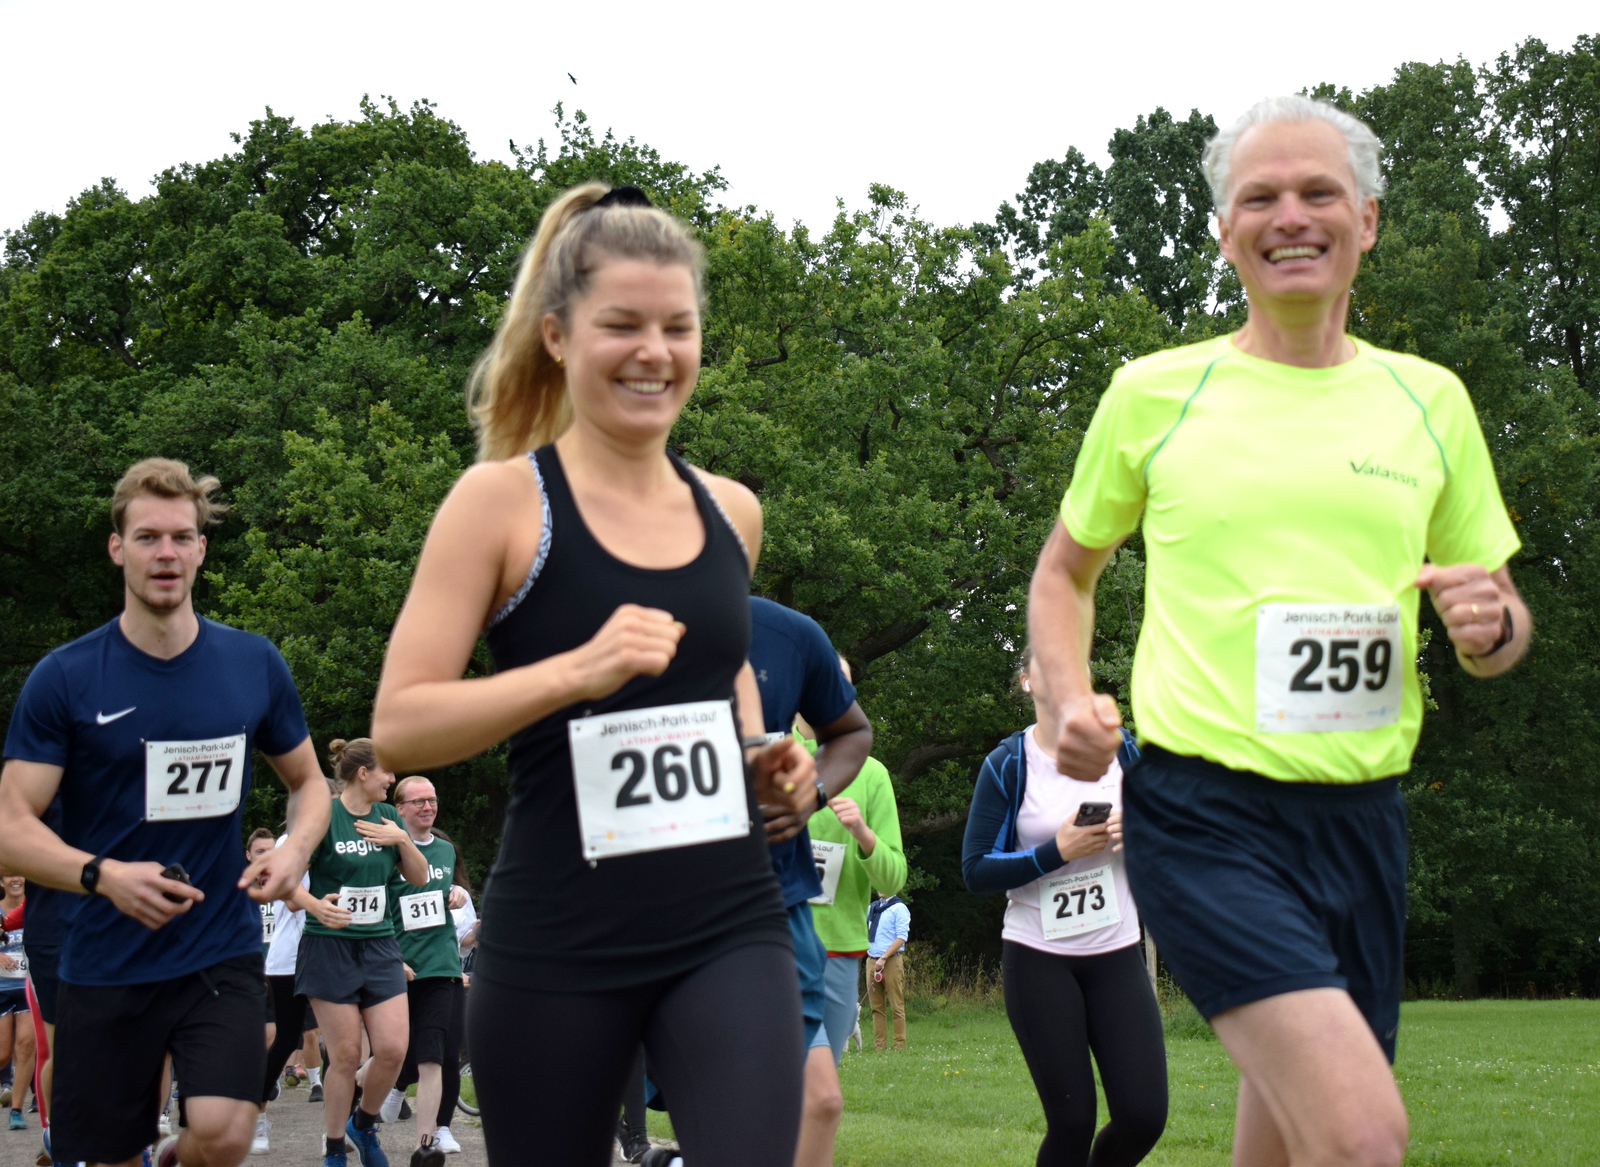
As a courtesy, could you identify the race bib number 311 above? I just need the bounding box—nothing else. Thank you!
[145,734,246,821]
[568,700,750,860]
[1256,604,1402,733]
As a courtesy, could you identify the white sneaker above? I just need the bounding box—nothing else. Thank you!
[158,1112,172,1138]
[250,1115,270,1155]
[434,1127,461,1154]
[379,1088,405,1124]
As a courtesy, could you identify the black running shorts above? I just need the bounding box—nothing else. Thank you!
[1124,745,1407,1062]
[407,976,462,1066]
[52,953,268,1164]
[23,944,61,1024]
[295,933,406,1009]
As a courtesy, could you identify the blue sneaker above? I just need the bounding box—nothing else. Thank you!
[345,1116,388,1167]
[8,1109,24,1131]
[323,1136,349,1167]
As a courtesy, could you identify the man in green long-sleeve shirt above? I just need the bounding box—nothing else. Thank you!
[808,750,907,1065]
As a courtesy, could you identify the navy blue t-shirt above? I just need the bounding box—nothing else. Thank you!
[22,794,75,949]
[748,598,857,907]
[3,617,309,985]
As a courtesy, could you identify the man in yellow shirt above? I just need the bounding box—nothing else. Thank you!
[1028,95,1530,1167]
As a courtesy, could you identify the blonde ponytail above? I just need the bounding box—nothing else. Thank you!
[467,183,706,461]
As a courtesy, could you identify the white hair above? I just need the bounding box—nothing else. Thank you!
[1202,95,1386,219]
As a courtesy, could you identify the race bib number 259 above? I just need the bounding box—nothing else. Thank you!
[568,700,750,860]
[1256,604,1401,733]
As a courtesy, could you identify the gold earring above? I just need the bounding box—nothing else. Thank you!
[555,354,564,367]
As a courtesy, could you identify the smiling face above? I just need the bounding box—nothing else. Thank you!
[1,874,23,902]
[108,494,206,615]
[542,258,701,443]
[353,764,396,803]
[1217,119,1377,314]
[395,777,438,836]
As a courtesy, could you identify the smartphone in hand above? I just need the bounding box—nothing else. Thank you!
[160,862,191,904]
[1073,802,1112,827]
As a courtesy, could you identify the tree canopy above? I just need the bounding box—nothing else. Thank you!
[4,37,1598,996]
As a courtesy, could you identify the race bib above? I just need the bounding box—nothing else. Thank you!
[400,889,447,932]
[260,904,276,944]
[1039,863,1121,941]
[339,885,386,926]
[0,930,25,979]
[568,700,749,860]
[808,839,847,906]
[1255,604,1402,733]
[145,734,246,821]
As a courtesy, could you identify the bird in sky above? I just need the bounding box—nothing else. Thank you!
[568,73,577,85]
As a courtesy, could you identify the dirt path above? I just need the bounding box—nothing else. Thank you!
[0,1082,668,1166]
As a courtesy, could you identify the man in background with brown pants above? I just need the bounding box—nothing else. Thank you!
[865,890,909,1050]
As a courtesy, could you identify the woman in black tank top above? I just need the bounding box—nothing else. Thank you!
[372,185,815,1167]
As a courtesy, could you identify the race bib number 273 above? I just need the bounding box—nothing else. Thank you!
[568,700,750,860]
[1256,604,1401,733]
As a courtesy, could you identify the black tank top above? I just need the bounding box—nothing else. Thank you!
[478,445,788,991]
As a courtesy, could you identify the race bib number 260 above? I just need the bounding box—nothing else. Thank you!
[568,700,750,860]
[1256,604,1401,733]
[145,734,246,821]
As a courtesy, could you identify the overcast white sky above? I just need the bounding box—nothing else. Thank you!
[1,1,1592,237]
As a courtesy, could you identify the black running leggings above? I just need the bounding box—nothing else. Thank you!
[262,975,316,1104]
[1001,941,1168,1167]
[468,941,803,1167]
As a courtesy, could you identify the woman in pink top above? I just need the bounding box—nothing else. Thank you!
[961,648,1167,1166]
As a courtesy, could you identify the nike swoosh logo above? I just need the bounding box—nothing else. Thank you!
[96,707,136,725]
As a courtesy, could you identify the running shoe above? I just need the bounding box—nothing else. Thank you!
[379,1089,405,1124]
[323,1140,348,1167]
[407,1141,445,1167]
[398,1099,412,1121]
[345,1116,389,1167]
[154,1135,179,1167]
[309,1082,325,1103]
[432,1128,460,1155]
[621,1133,651,1163]
[8,1110,25,1131]
[250,1115,270,1154]
[158,1113,172,1138]
[639,1150,682,1167]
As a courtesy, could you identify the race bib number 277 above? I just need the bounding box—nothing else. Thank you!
[1256,604,1401,733]
[145,734,246,821]
[568,700,750,860]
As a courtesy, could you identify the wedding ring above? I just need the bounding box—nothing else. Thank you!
[1472,604,1479,617]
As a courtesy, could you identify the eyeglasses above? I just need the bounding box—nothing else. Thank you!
[400,797,439,807]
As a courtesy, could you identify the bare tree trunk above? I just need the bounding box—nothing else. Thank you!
[1143,928,1159,993]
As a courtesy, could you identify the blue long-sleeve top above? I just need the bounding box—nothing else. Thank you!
[961,727,1139,894]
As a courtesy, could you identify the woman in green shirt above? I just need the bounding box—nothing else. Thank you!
[291,738,428,1167]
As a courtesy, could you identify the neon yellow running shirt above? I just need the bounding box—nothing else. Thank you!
[1061,335,1520,783]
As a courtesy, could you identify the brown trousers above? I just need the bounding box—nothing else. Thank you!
[867,951,906,1050]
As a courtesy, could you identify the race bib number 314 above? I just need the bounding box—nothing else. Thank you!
[568,700,750,860]
[145,734,246,821]
[1256,604,1402,733]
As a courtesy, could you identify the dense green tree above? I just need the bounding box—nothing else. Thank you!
[3,41,1598,990]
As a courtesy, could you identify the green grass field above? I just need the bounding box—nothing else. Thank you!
[645,998,1600,1165]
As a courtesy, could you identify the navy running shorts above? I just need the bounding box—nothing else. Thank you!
[787,902,827,1050]
[1123,745,1407,1062]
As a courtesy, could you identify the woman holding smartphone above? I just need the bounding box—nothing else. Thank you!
[370,183,816,1167]
[961,647,1167,1167]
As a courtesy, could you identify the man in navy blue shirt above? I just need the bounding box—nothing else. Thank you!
[748,598,872,1167]
[0,459,331,1167]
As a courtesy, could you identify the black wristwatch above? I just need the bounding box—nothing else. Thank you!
[80,855,105,896]
[814,777,829,811]
[1468,606,1515,659]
